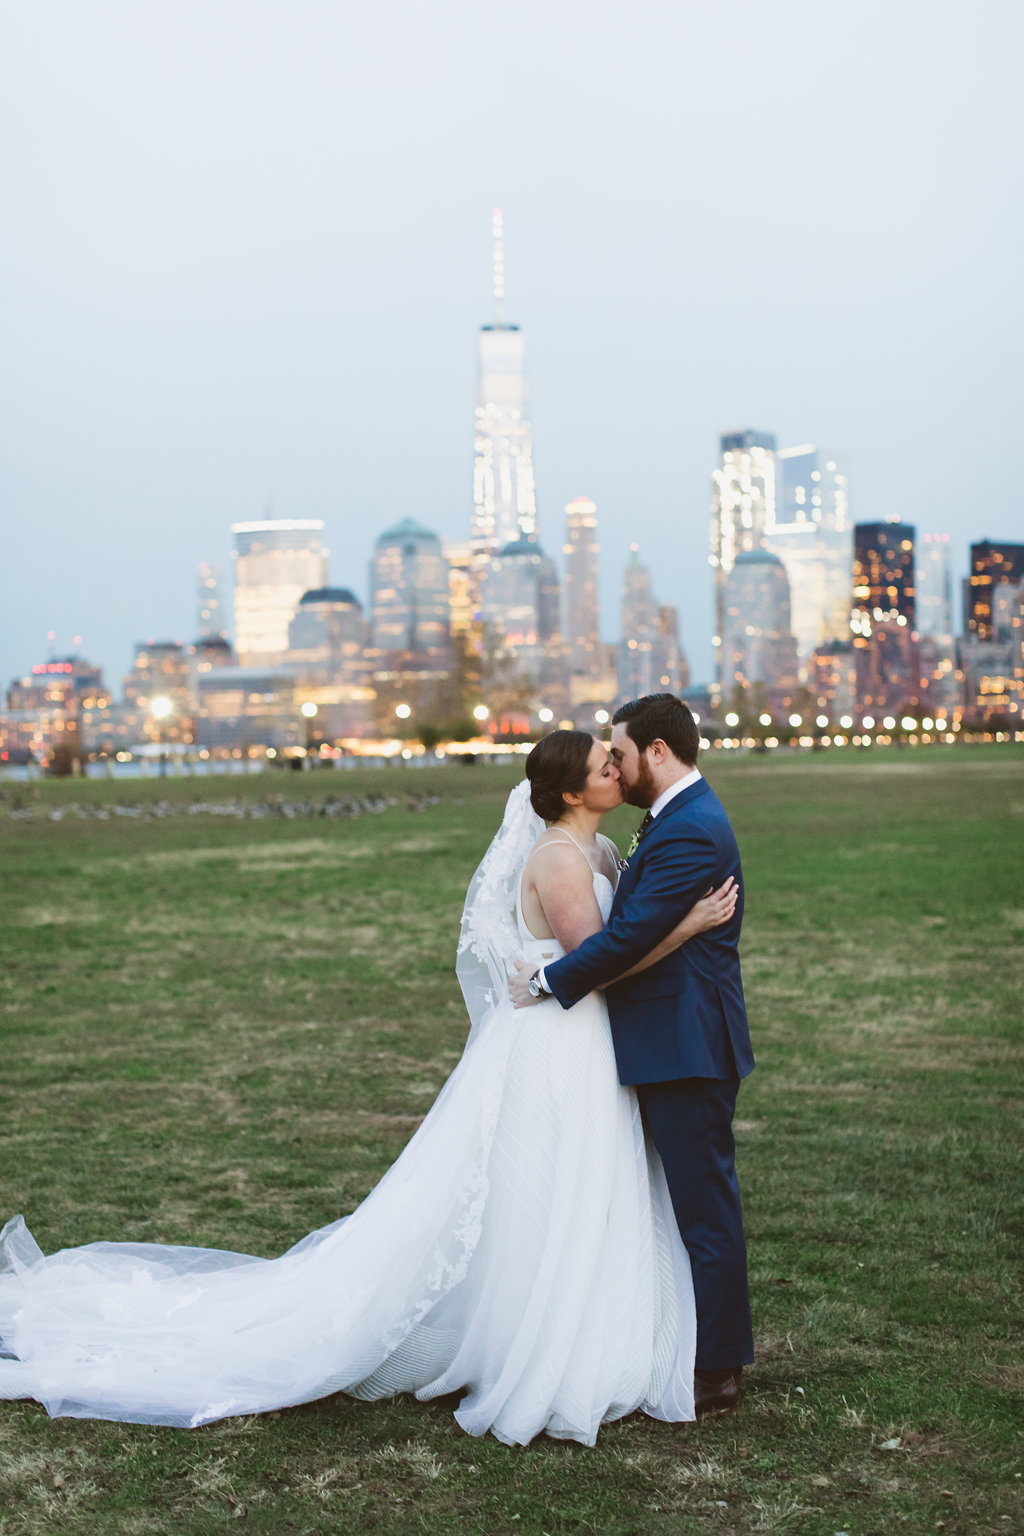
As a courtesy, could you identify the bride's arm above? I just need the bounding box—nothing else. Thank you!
[599,878,737,986]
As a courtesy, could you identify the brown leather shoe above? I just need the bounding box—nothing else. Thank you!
[694,1370,741,1418]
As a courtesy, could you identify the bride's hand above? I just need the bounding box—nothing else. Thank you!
[681,876,738,937]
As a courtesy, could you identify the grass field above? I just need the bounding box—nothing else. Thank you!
[0,747,1021,1536]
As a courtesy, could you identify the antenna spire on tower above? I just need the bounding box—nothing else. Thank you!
[492,207,505,326]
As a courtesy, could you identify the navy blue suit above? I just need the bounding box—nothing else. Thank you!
[544,777,755,1370]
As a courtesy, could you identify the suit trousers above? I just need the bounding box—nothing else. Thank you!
[635,1074,754,1372]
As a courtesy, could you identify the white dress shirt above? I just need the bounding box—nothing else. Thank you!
[536,767,703,994]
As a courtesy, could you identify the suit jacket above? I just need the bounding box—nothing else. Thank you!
[543,778,755,1086]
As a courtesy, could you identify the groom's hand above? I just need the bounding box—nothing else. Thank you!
[510,960,542,1010]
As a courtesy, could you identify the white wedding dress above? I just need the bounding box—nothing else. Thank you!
[0,851,695,1444]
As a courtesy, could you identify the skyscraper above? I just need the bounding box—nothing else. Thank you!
[618,548,690,703]
[564,496,601,683]
[618,546,655,701]
[851,520,917,713]
[720,550,799,708]
[470,211,538,553]
[766,447,852,672]
[852,521,916,629]
[480,538,545,677]
[710,430,777,697]
[232,521,327,667]
[370,518,449,660]
[967,541,1024,641]
[916,533,958,711]
[197,563,226,640]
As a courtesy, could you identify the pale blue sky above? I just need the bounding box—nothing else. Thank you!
[2,0,1021,687]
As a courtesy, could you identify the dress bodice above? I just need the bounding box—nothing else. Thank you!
[517,841,616,966]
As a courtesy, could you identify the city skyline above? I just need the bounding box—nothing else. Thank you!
[2,2,1020,694]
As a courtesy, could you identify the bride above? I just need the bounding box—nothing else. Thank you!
[0,730,736,1446]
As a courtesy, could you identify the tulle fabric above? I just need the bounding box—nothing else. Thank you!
[0,881,695,1443]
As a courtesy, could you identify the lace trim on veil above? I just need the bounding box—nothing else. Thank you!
[455,781,544,1042]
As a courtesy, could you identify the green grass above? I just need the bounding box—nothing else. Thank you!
[0,748,1021,1536]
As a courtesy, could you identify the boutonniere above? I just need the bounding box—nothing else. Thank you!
[623,830,641,862]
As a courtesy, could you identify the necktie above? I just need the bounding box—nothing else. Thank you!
[636,810,654,843]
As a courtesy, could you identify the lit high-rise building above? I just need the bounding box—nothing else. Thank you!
[916,533,957,712]
[123,640,192,744]
[766,447,852,671]
[288,588,369,682]
[232,521,327,667]
[287,587,375,738]
[470,211,538,552]
[197,563,226,640]
[370,519,450,660]
[564,496,601,682]
[967,541,1024,641]
[710,430,777,696]
[917,534,953,641]
[851,520,917,714]
[618,546,655,700]
[720,550,799,709]
[852,521,916,629]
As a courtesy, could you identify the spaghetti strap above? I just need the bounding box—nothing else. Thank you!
[529,832,588,858]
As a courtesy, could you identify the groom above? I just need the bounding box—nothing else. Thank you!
[511,693,755,1415]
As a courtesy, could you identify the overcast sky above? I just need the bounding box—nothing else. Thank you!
[2,0,1021,688]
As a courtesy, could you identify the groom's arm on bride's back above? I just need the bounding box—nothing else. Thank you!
[544,831,719,1009]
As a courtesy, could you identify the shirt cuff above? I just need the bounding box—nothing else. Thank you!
[537,966,551,994]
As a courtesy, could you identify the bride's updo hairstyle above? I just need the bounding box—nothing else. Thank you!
[525,730,594,822]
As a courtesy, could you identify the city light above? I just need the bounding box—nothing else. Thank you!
[901,717,916,731]
[724,712,739,727]
[862,716,875,729]
[472,704,490,721]
[537,707,554,723]
[883,716,897,730]
[816,715,829,728]
[593,709,610,725]
[788,714,802,728]
[840,715,853,729]
[150,696,173,721]
[300,701,318,719]
[395,703,412,720]
[758,713,772,726]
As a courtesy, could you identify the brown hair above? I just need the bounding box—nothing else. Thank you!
[612,693,699,766]
[525,730,594,821]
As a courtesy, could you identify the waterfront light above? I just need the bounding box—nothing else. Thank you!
[788,714,802,728]
[816,715,829,728]
[395,703,412,720]
[840,715,854,728]
[862,716,875,729]
[883,716,897,730]
[538,707,554,723]
[300,701,318,719]
[759,713,772,726]
[724,712,739,727]
[901,716,916,731]
[472,704,489,721]
[594,708,610,725]
[150,695,173,721]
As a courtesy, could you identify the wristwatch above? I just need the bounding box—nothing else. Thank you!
[527,971,549,999]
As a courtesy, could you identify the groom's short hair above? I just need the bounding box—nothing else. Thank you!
[613,693,699,767]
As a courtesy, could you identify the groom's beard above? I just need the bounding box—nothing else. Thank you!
[621,756,657,809]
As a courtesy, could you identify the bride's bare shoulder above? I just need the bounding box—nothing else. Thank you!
[523,832,587,883]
